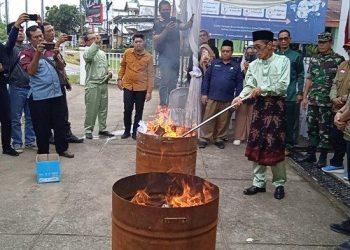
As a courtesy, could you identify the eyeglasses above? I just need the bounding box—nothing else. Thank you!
[278,37,289,41]
[253,44,268,51]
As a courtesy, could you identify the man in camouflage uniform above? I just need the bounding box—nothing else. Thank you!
[297,32,345,167]
[321,40,350,174]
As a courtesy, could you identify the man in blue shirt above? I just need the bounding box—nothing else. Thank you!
[199,40,243,149]
[20,25,74,158]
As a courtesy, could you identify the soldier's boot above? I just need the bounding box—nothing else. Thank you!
[316,150,328,169]
[296,147,317,163]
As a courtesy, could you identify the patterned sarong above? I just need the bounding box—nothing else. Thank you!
[245,96,286,166]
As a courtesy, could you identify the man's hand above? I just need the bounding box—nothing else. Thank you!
[232,96,242,107]
[57,33,69,46]
[165,21,176,33]
[296,94,303,104]
[37,41,45,53]
[15,13,29,28]
[332,97,344,109]
[95,35,102,45]
[145,92,152,102]
[250,87,262,98]
[334,112,346,131]
[201,95,208,105]
[301,97,308,110]
[36,15,43,26]
[244,61,249,71]
[107,71,112,80]
[117,80,123,90]
[53,46,60,57]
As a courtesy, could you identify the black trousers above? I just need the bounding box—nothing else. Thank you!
[0,84,11,150]
[123,89,146,134]
[29,95,68,154]
[61,86,72,136]
[285,101,300,148]
[346,140,350,181]
[330,125,346,167]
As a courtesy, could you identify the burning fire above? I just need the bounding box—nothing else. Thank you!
[146,106,195,138]
[130,179,215,208]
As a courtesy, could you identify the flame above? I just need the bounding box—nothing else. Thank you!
[130,179,215,208]
[130,189,150,206]
[146,106,195,138]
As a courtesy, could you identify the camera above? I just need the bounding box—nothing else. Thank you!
[66,35,73,41]
[43,43,55,50]
[28,14,38,21]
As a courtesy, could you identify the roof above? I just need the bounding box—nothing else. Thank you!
[138,0,155,7]
[326,0,341,28]
[125,2,139,10]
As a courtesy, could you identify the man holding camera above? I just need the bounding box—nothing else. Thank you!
[276,29,305,155]
[42,21,84,144]
[153,0,193,107]
[7,15,38,154]
[20,25,74,158]
[0,13,28,156]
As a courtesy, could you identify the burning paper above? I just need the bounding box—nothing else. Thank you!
[145,106,196,138]
[130,179,215,208]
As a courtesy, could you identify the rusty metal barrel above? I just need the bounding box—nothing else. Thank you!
[112,173,219,250]
[136,132,197,175]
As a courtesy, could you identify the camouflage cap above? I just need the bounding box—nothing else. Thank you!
[318,32,332,42]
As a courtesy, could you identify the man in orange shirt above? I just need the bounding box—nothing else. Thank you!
[117,33,154,139]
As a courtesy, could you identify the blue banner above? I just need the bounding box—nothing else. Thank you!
[201,0,327,43]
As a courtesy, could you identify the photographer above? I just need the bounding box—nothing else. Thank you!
[153,0,193,107]
[232,46,256,146]
[42,21,83,144]
[20,25,74,158]
[0,13,28,156]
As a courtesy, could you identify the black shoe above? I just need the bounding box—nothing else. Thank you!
[295,153,316,163]
[67,134,84,143]
[59,151,75,158]
[198,141,208,148]
[98,131,114,137]
[330,218,350,236]
[121,133,131,139]
[337,239,350,250]
[3,147,19,156]
[214,141,225,149]
[85,133,93,139]
[49,135,55,145]
[274,186,285,200]
[132,133,137,140]
[243,186,266,195]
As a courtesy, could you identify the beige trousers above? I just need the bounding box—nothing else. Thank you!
[234,103,254,141]
[200,99,231,142]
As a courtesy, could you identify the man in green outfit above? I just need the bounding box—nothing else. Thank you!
[83,33,114,139]
[297,32,345,167]
[276,29,305,156]
[232,30,290,200]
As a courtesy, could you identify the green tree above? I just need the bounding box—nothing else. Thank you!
[0,21,7,43]
[45,4,81,35]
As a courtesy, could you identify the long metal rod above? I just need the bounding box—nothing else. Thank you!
[182,95,251,137]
